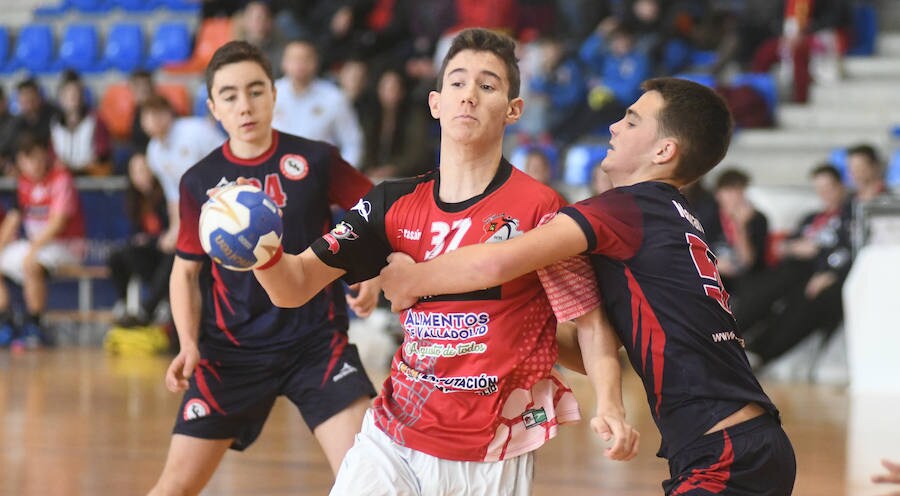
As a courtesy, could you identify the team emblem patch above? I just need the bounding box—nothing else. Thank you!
[323,221,358,254]
[481,213,523,243]
[183,398,211,420]
[280,154,309,180]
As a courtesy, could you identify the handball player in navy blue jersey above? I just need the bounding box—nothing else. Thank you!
[146,41,378,496]
[381,77,796,496]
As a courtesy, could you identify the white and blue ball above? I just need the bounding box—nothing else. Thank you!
[199,184,283,271]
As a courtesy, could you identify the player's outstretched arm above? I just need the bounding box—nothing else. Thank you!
[253,247,346,308]
[574,307,639,461]
[381,215,588,311]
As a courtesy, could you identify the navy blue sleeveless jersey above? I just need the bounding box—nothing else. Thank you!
[175,131,373,360]
[560,181,779,459]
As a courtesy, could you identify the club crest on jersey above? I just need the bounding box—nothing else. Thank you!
[481,213,523,243]
[280,154,309,180]
[183,398,211,420]
[351,199,372,222]
[323,221,358,254]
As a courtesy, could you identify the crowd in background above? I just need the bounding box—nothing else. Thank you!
[0,0,892,370]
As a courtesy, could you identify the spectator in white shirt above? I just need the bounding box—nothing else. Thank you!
[139,94,225,254]
[272,39,363,167]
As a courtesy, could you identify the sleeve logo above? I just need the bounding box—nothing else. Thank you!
[350,199,372,222]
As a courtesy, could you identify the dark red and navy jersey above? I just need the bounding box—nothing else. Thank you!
[176,130,373,360]
[560,181,779,459]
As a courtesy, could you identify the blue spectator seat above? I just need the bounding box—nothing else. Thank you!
[691,50,719,68]
[848,3,877,56]
[674,73,716,88]
[59,24,103,73]
[69,0,112,13]
[663,38,693,74]
[731,72,778,115]
[0,26,10,74]
[112,0,159,12]
[8,24,57,74]
[193,83,209,116]
[564,144,608,186]
[33,0,70,17]
[103,23,144,72]
[158,0,201,13]
[887,149,900,189]
[146,22,192,70]
[829,147,850,183]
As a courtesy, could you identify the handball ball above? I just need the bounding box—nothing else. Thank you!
[199,183,283,271]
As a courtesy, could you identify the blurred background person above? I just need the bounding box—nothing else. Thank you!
[50,70,112,176]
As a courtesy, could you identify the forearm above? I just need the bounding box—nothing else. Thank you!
[253,248,345,308]
[169,259,202,352]
[575,308,625,417]
[0,212,21,249]
[29,213,68,249]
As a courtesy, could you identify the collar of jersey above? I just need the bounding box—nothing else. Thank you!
[432,158,513,213]
[222,130,280,166]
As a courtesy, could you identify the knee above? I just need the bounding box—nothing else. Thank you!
[22,259,45,280]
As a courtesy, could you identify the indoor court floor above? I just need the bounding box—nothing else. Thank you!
[1,347,898,496]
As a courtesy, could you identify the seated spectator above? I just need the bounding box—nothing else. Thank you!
[128,70,156,153]
[707,168,770,293]
[50,70,113,176]
[846,143,888,203]
[750,0,852,103]
[522,147,554,186]
[335,57,369,117]
[141,95,225,256]
[273,39,364,167]
[12,79,57,151]
[0,87,17,174]
[559,24,648,145]
[235,1,288,79]
[0,134,85,349]
[526,34,587,143]
[359,68,435,180]
[107,154,171,326]
[737,164,852,368]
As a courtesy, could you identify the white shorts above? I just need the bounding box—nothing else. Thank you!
[330,409,534,496]
[0,240,81,284]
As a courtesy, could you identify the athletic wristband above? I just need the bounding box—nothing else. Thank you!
[256,245,284,271]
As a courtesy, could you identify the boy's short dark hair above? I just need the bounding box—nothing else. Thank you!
[130,69,153,82]
[715,167,750,190]
[140,94,174,114]
[436,28,521,100]
[16,78,40,93]
[811,163,843,183]
[205,40,274,99]
[642,77,734,185]
[846,143,883,175]
[15,132,48,156]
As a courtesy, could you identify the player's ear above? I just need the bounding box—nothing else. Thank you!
[505,97,523,124]
[653,138,678,165]
[206,98,218,120]
[428,91,441,119]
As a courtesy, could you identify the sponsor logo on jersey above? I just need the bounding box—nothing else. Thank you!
[522,407,548,429]
[332,362,358,382]
[672,200,705,233]
[399,228,422,240]
[323,222,358,254]
[280,154,309,180]
[183,398,211,420]
[350,199,372,222]
[397,361,498,395]
[481,213,524,243]
[403,311,490,341]
[404,340,488,358]
[711,330,745,347]
[206,177,233,196]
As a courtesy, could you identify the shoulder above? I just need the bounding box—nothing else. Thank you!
[312,79,349,101]
[371,170,436,202]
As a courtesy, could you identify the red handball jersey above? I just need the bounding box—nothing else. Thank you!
[312,160,600,461]
[16,165,85,240]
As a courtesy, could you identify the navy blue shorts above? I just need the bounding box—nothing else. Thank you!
[173,329,377,451]
[663,413,796,496]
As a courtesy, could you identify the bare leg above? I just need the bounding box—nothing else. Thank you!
[313,396,370,475]
[147,434,233,496]
[22,259,47,314]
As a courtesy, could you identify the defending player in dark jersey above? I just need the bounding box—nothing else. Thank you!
[247,28,639,495]
[146,42,377,496]
[382,77,796,496]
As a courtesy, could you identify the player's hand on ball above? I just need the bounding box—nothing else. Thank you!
[381,252,418,312]
[591,412,640,461]
[199,183,284,271]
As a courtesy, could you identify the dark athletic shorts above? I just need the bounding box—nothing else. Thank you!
[173,329,377,451]
[663,413,796,495]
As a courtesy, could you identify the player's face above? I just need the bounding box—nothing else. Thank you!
[603,90,669,183]
[813,173,845,211]
[847,153,877,186]
[17,147,50,180]
[207,60,275,147]
[429,49,523,147]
